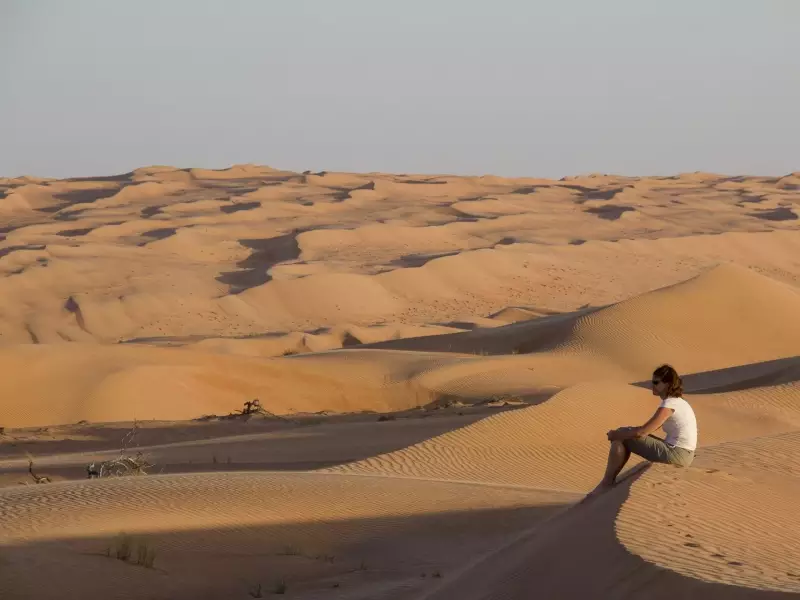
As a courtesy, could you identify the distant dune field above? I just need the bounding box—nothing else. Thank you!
[1,166,799,599]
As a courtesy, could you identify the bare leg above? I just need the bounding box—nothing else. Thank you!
[586,440,631,498]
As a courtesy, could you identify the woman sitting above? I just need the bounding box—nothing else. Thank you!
[588,364,698,497]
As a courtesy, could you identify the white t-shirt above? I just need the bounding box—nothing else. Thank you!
[659,396,698,452]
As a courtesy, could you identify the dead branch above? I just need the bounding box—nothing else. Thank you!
[87,421,154,478]
[226,399,290,421]
[28,459,51,484]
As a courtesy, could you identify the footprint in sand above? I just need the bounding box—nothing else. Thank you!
[728,561,745,567]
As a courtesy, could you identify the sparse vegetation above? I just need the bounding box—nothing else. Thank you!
[26,457,52,484]
[314,553,335,563]
[106,533,156,568]
[87,421,154,478]
[377,414,396,422]
[135,540,157,568]
[281,349,299,356]
[114,533,133,561]
[217,399,292,422]
[273,579,287,594]
[278,544,301,556]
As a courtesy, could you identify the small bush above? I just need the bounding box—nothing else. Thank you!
[273,579,287,594]
[278,544,301,556]
[315,553,335,563]
[136,541,156,568]
[114,533,133,561]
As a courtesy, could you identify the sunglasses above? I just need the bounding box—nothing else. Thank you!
[651,379,662,386]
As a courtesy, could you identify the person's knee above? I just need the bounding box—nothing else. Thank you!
[610,440,626,452]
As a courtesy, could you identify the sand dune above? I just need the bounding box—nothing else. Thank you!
[1,166,799,599]
[6,263,797,429]
[322,379,800,491]
[421,464,800,600]
[0,471,572,600]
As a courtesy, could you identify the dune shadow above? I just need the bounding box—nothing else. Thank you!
[354,304,602,356]
[119,330,293,345]
[326,180,376,202]
[140,205,164,218]
[425,464,797,599]
[736,194,764,204]
[0,224,19,242]
[56,227,94,237]
[390,251,461,269]
[747,207,797,222]
[220,201,261,214]
[513,184,595,195]
[630,356,800,394]
[140,228,177,242]
[0,497,565,600]
[585,204,635,220]
[65,172,133,183]
[0,411,500,480]
[395,178,448,185]
[0,243,46,260]
[436,321,481,331]
[216,233,301,294]
[55,187,122,204]
[580,186,630,202]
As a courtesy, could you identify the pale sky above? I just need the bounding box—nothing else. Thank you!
[1,0,798,179]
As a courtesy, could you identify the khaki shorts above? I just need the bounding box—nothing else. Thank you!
[623,434,694,467]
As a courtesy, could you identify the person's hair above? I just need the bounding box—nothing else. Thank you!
[653,364,683,397]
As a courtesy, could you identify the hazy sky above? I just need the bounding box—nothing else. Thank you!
[2,1,798,179]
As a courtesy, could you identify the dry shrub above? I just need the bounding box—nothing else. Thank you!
[87,421,154,478]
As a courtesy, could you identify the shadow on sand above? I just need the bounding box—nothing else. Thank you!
[631,356,800,394]
[215,233,301,294]
[0,496,565,600]
[422,465,797,600]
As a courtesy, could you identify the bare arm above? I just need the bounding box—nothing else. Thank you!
[608,407,673,441]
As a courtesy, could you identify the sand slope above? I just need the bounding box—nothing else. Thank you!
[1,166,799,599]
[0,471,572,600]
[421,465,800,600]
[2,262,799,429]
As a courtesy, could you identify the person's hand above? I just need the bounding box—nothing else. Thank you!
[607,427,629,441]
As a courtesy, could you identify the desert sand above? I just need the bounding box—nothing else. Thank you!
[0,165,799,599]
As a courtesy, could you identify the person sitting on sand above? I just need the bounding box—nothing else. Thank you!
[589,364,697,497]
